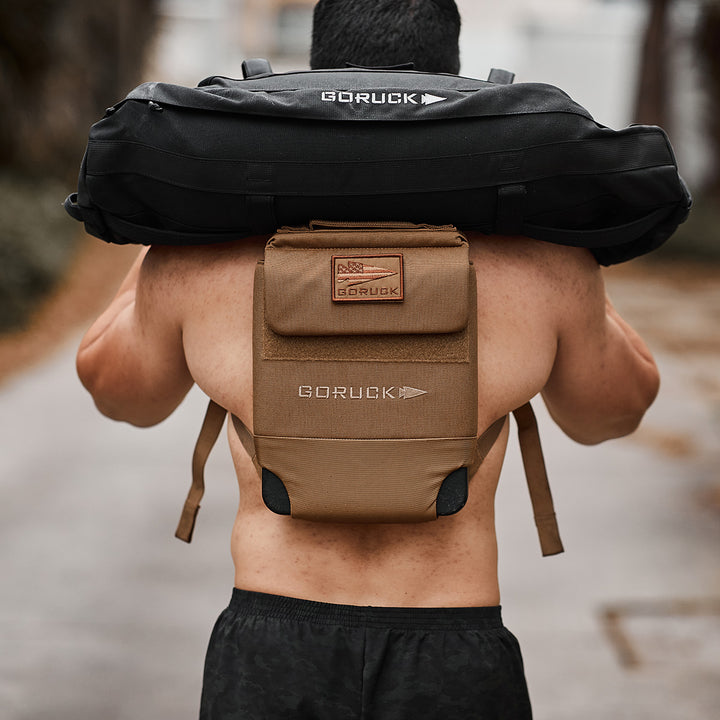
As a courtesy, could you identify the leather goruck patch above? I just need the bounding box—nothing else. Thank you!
[331,254,404,302]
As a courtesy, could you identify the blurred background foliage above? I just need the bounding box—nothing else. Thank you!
[0,0,158,331]
[652,0,720,262]
[0,172,78,331]
[0,0,157,177]
[0,0,718,334]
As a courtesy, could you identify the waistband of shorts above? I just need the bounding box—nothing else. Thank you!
[229,588,504,630]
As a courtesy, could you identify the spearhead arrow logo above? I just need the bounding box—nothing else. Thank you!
[421,93,447,105]
[336,260,397,287]
[398,386,428,399]
[320,90,448,107]
[297,384,428,400]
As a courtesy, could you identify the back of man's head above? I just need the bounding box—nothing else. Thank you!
[310,0,461,74]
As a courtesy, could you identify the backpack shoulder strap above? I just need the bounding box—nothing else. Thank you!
[174,400,228,543]
[175,399,564,556]
[466,403,564,557]
[513,402,564,556]
[174,401,256,543]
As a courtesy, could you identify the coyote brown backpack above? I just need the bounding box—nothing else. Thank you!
[174,221,564,557]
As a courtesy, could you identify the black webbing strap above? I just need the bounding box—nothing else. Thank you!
[176,399,563,556]
[246,195,276,236]
[496,184,527,236]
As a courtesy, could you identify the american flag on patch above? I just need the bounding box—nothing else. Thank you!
[336,260,397,287]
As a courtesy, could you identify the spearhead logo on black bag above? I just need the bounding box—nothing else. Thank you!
[320,90,447,106]
[332,254,404,301]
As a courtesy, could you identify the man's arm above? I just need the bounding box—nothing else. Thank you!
[542,254,660,445]
[76,247,194,427]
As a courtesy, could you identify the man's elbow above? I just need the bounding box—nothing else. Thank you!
[568,410,649,446]
[620,357,661,436]
[565,370,660,446]
[76,350,163,427]
[91,397,164,427]
[76,346,104,402]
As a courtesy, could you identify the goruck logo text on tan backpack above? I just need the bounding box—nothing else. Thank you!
[176,221,563,557]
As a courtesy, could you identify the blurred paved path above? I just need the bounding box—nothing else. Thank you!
[1,269,719,720]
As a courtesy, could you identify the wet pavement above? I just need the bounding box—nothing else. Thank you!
[1,265,719,720]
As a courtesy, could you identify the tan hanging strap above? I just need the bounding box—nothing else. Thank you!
[512,402,564,556]
[174,399,228,543]
[467,415,508,478]
[176,399,564,557]
[230,413,256,462]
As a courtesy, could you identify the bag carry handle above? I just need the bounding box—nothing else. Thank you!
[241,58,273,79]
[89,206,677,250]
[98,213,251,246]
[495,183,680,249]
[63,194,83,221]
[524,207,676,249]
[487,68,515,85]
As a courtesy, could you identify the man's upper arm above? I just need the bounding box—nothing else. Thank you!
[541,252,660,445]
[77,248,193,426]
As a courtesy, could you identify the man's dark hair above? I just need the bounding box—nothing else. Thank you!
[310,0,461,74]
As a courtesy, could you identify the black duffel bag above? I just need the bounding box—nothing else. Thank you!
[65,60,691,265]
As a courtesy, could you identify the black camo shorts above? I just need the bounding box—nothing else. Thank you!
[199,588,533,719]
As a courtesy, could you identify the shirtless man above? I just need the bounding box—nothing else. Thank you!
[76,2,660,718]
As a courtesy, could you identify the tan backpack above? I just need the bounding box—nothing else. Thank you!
[175,222,563,556]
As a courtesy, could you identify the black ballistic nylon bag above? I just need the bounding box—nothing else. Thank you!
[65,62,691,265]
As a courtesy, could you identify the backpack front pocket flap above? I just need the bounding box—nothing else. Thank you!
[263,244,471,336]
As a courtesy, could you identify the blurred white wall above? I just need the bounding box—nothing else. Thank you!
[456,0,705,185]
[458,0,647,129]
[149,0,648,127]
[146,0,704,185]
[148,0,248,83]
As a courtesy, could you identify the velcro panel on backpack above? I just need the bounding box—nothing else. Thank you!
[252,223,478,523]
[264,224,469,336]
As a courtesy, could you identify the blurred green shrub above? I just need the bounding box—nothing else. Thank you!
[0,173,78,332]
[0,0,158,333]
[0,0,158,179]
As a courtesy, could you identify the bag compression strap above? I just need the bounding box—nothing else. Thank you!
[175,400,564,556]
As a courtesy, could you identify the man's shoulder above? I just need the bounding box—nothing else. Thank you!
[140,238,267,288]
[464,232,598,287]
[144,237,268,269]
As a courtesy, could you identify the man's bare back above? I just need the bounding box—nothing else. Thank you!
[77,232,659,609]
